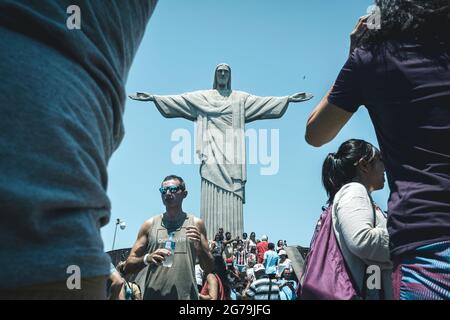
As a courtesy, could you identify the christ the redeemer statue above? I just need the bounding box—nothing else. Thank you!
[129,63,312,239]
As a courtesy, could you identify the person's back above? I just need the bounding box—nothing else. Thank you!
[256,240,268,264]
[0,0,157,295]
[246,277,280,300]
[199,273,228,300]
[263,249,278,276]
[329,42,450,258]
[332,182,392,299]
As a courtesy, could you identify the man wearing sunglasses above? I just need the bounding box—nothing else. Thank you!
[124,175,213,300]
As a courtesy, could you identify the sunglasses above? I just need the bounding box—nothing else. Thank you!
[159,185,183,194]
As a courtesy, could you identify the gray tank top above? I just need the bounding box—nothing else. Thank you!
[143,213,198,300]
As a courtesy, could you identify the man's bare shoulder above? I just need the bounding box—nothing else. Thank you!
[191,215,209,237]
[140,214,162,232]
[191,215,204,226]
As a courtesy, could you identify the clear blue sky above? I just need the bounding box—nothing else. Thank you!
[101,0,389,251]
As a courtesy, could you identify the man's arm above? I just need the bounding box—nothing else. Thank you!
[124,219,152,274]
[188,218,214,274]
[109,269,126,300]
[305,88,353,147]
[125,218,172,274]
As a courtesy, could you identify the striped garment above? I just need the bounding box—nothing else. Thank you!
[393,240,450,300]
[245,277,280,300]
[235,250,246,266]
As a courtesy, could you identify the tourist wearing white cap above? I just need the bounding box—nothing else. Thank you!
[276,250,293,278]
[243,264,280,300]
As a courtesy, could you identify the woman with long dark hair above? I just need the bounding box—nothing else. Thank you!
[306,1,450,300]
[199,255,231,300]
[276,240,284,253]
[322,139,392,300]
[248,232,257,254]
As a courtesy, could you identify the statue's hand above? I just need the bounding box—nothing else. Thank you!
[128,92,154,101]
[288,92,314,102]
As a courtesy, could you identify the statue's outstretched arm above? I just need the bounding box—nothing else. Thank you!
[288,92,314,103]
[128,92,155,101]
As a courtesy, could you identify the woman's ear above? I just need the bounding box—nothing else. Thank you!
[183,190,188,198]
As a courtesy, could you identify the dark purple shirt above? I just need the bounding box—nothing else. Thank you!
[328,43,450,258]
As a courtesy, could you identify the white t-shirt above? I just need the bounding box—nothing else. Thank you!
[248,239,257,253]
[246,268,255,281]
[277,258,292,277]
[194,264,204,287]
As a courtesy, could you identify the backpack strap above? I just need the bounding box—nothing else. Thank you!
[361,194,383,300]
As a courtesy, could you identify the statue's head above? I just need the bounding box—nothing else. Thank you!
[213,63,231,90]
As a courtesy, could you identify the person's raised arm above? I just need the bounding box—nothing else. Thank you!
[187,218,214,274]
[305,89,354,147]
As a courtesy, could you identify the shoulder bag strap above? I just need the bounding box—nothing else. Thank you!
[361,194,381,299]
